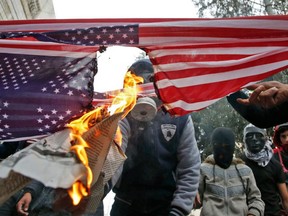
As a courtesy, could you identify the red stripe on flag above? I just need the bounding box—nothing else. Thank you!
[154,51,288,80]
[159,69,287,104]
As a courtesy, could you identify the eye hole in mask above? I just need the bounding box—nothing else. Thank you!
[245,133,264,140]
[245,132,266,154]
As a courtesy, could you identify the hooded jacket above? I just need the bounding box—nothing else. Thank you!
[198,155,265,216]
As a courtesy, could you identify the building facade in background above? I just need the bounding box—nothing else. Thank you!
[0,0,55,20]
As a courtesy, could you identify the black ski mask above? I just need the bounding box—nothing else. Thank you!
[212,127,235,169]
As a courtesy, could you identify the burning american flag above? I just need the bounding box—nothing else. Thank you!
[0,15,288,140]
[0,15,288,212]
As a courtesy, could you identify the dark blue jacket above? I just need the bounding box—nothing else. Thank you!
[113,110,200,216]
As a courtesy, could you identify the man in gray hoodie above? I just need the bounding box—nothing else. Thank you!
[198,127,264,216]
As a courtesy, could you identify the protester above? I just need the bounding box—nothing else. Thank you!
[0,139,100,216]
[197,127,264,216]
[273,122,288,183]
[0,184,106,216]
[242,124,288,216]
[0,140,48,216]
[0,180,52,216]
[227,81,288,128]
[0,180,104,216]
[110,59,201,216]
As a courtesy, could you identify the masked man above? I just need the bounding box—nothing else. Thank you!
[242,124,288,216]
[198,127,264,216]
[110,59,201,216]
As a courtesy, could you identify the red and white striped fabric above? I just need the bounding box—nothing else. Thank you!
[147,38,288,115]
[142,16,288,115]
[0,15,288,117]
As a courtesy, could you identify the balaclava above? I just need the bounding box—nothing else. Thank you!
[212,127,235,169]
[244,124,266,154]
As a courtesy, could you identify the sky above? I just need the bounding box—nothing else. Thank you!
[53,0,197,18]
[52,0,198,92]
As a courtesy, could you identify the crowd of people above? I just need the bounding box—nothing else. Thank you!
[1,58,288,216]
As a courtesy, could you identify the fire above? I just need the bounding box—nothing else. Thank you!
[114,126,123,146]
[67,71,143,205]
[109,71,143,117]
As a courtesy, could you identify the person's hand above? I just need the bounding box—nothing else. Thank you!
[16,192,32,215]
[237,81,288,109]
[193,193,202,209]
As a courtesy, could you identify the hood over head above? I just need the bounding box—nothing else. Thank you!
[128,59,154,84]
[243,124,267,154]
[211,127,235,169]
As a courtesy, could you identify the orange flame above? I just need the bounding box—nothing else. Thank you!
[114,126,123,146]
[109,71,143,117]
[67,71,143,205]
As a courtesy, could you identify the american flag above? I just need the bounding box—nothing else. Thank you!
[0,40,98,140]
[0,16,288,140]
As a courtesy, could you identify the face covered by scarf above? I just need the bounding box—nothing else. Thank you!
[212,127,235,169]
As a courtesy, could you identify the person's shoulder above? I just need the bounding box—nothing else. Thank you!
[202,155,215,165]
[200,156,214,173]
[233,157,247,167]
[233,157,245,164]
[161,111,191,125]
[280,150,288,159]
[241,154,256,164]
[238,162,252,169]
[269,156,283,168]
[173,114,190,121]
[273,151,280,159]
[236,163,254,176]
